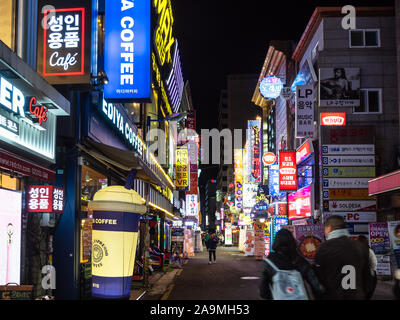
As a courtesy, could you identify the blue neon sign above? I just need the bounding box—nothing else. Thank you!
[104,0,151,101]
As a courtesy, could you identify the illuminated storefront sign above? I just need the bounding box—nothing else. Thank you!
[0,189,22,285]
[234,149,243,209]
[248,120,261,183]
[322,188,375,200]
[324,200,376,212]
[323,178,370,189]
[279,151,297,191]
[152,53,172,115]
[321,112,346,126]
[271,216,288,244]
[104,0,151,100]
[296,139,314,165]
[269,163,286,198]
[262,152,276,166]
[295,84,314,138]
[288,184,314,221]
[185,194,198,218]
[259,76,283,99]
[153,0,175,66]
[176,147,189,188]
[37,1,91,84]
[323,211,376,223]
[27,186,64,213]
[100,99,143,156]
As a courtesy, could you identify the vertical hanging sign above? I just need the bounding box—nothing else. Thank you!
[295,84,314,138]
[234,149,243,209]
[279,151,297,191]
[248,120,261,183]
[175,147,189,188]
[104,0,151,100]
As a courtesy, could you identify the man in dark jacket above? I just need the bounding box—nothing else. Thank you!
[206,233,219,264]
[314,215,373,300]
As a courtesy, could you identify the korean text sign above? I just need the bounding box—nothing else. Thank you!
[37,0,91,84]
[27,186,64,213]
[175,148,189,188]
[104,0,151,100]
[279,151,297,191]
[295,84,314,138]
[248,120,261,183]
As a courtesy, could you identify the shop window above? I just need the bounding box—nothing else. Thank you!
[81,165,108,213]
[0,0,16,50]
[353,89,382,114]
[349,29,380,48]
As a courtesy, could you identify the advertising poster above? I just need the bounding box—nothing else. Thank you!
[184,229,194,257]
[295,84,314,138]
[279,151,297,191]
[376,254,392,276]
[295,224,325,263]
[369,222,390,254]
[243,183,258,208]
[254,226,265,260]
[319,68,360,107]
[0,189,22,285]
[225,224,233,246]
[288,184,314,221]
[245,229,255,256]
[185,194,198,218]
[388,221,400,268]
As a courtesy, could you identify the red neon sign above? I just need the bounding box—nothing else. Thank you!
[263,152,276,166]
[27,185,64,213]
[321,113,346,126]
[296,140,314,164]
[279,151,297,191]
[29,97,48,125]
[43,8,85,77]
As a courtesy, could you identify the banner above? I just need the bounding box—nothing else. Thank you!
[295,224,325,263]
[254,226,265,259]
[244,229,255,256]
[225,224,233,246]
[185,194,198,218]
[369,222,390,254]
[279,151,297,191]
[319,68,360,107]
[388,221,400,268]
[295,84,314,138]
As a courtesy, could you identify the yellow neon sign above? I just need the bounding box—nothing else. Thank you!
[175,147,189,188]
[153,0,175,66]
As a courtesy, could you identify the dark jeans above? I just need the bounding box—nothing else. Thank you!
[209,249,216,262]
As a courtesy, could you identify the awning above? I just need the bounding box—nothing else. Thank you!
[77,140,169,189]
[369,170,400,196]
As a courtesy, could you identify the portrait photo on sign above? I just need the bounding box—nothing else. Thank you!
[319,68,360,107]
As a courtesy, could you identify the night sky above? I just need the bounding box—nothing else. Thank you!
[173,0,394,182]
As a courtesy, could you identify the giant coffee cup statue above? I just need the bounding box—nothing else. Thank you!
[88,185,146,299]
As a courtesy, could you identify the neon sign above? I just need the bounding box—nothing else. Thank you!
[288,185,314,220]
[29,97,48,125]
[259,76,283,99]
[321,112,346,126]
[153,0,175,66]
[279,151,297,191]
[104,0,151,100]
[234,149,243,209]
[248,120,261,183]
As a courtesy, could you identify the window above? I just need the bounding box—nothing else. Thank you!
[0,0,16,50]
[349,29,380,48]
[353,89,382,114]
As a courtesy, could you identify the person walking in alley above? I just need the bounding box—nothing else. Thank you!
[259,229,324,300]
[206,233,219,264]
[357,235,378,299]
[314,215,373,300]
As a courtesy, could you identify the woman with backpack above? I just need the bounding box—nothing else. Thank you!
[259,229,324,300]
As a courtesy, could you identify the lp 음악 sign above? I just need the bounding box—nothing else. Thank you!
[295,84,314,138]
[104,0,151,100]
